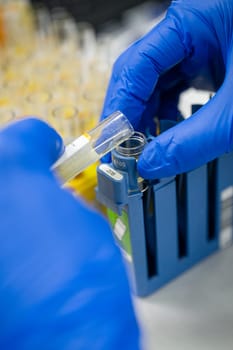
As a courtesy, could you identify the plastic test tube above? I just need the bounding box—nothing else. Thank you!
[53,111,134,184]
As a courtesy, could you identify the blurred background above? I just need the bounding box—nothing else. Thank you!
[0,0,169,202]
[0,0,169,134]
[30,0,169,31]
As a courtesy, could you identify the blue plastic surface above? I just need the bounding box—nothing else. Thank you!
[96,146,233,297]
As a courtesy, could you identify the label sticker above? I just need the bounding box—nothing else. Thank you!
[219,186,233,249]
[99,164,123,181]
[53,135,90,168]
[107,208,132,261]
[114,218,126,241]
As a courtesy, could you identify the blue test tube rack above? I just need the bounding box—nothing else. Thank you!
[96,134,233,297]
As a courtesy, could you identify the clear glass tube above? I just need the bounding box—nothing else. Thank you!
[115,131,147,192]
[53,111,134,184]
[116,131,147,159]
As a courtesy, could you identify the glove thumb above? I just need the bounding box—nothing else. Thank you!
[0,118,64,172]
[138,76,233,179]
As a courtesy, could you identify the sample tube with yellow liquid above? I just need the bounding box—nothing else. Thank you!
[53,111,134,184]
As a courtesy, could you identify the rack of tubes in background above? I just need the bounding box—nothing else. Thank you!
[0,0,110,140]
[0,0,167,204]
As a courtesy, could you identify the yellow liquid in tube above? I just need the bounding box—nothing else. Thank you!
[53,134,99,183]
[53,111,134,184]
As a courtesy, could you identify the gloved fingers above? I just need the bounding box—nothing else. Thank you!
[101,14,190,128]
[0,117,64,171]
[137,79,233,179]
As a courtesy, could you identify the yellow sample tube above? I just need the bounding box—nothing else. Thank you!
[53,111,134,184]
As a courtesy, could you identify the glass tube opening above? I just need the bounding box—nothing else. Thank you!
[116,131,147,158]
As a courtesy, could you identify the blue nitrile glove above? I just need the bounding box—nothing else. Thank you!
[101,0,233,179]
[0,118,140,350]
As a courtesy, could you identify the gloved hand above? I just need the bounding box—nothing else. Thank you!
[101,0,233,179]
[0,118,140,349]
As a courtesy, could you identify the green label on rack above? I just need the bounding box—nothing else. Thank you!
[107,208,132,259]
